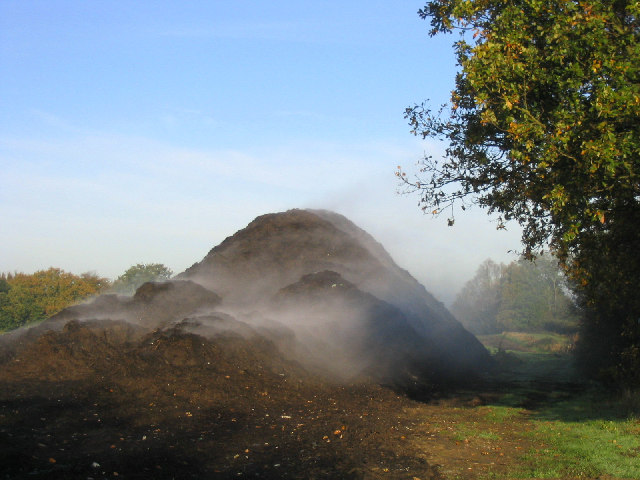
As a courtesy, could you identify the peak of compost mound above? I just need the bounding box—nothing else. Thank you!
[181,209,491,379]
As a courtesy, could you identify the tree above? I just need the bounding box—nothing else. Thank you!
[451,259,504,334]
[0,268,110,332]
[111,263,173,296]
[452,257,579,334]
[497,256,579,333]
[402,1,640,385]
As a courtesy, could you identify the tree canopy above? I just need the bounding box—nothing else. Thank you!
[111,263,173,296]
[452,257,579,335]
[0,263,174,332]
[0,268,109,332]
[403,0,640,384]
[451,259,503,334]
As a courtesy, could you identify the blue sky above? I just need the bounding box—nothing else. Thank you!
[0,1,521,304]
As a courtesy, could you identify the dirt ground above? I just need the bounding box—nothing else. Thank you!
[0,320,440,479]
[0,319,583,480]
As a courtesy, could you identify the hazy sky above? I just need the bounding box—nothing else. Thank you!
[0,1,521,304]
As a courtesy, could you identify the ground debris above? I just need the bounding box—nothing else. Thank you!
[0,322,444,479]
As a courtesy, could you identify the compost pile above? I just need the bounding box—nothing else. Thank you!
[0,209,491,479]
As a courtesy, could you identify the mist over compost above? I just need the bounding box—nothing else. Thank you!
[176,209,490,382]
[0,209,491,479]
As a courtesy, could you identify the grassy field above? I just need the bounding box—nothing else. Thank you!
[479,331,577,355]
[406,333,640,479]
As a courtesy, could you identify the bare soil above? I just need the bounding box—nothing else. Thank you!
[0,320,445,479]
[0,210,586,479]
[0,319,593,480]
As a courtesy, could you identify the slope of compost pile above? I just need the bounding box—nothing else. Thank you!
[180,209,490,382]
[0,209,491,479]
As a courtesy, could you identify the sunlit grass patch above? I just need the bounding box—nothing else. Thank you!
[507,392,640,479]
[478,331,575,355]
[517,416,640,478]
[413,342,640,479]
[487,405,522,422]
[480,380,639,478]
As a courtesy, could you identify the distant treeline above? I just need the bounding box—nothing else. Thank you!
[0,269,109,332]
[0,263,172,332]
[451,257,580,335]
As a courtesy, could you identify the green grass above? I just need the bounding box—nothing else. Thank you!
[425,392,640,479]
[518,414,640,478]
[478,331,575,355]
[514,391,640,478]
[482,405,522,423]
[467,395,640,479]
[460,343,640,478]
[417,337,640,479]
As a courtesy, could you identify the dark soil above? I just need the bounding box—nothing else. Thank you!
[0,319,600,480]
[0,210,541,479]
[0,319,446,480]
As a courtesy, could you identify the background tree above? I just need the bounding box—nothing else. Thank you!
[497,256,579,333]
[451,259,504,334]
[111,263,173,295]
[402,1,640,385]
[0,269,110,332]
[452,257,579,334]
